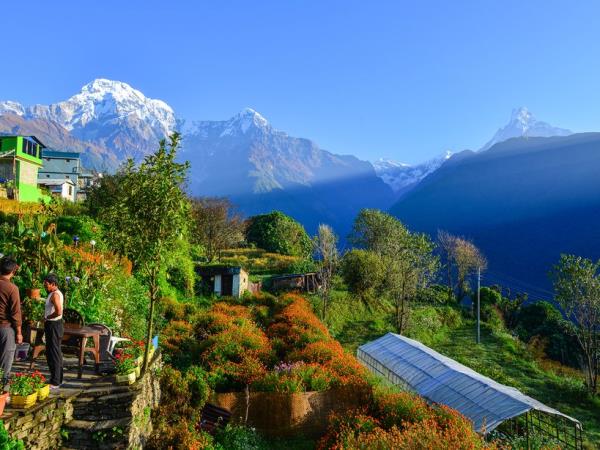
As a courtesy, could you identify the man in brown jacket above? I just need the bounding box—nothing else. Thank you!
[0,256,22,382]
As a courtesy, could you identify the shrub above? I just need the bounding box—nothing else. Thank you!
[245,211,312,257]
[0,420,24,450]
[215,424,267,450]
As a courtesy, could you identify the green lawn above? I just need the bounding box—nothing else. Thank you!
[430,322,600,449]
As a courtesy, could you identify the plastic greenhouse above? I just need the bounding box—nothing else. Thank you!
[357,333,583,449]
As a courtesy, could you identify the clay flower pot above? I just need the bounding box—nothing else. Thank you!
[26,288,41,299]
[0,392,8,416]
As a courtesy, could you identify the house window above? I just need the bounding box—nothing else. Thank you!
[66,159,70,162]
[66,175,70,179]
[46,174,50,178]
[68,185,72,195]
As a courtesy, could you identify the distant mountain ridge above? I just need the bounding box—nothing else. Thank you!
[182,107,394,235]
[390,133,600,295]
[0,79,176,163]
[0,79,394,236]
[373,151,452,197]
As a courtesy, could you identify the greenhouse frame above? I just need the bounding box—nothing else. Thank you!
[357,333,583,449]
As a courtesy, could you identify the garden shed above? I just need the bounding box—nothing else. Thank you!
[357,333,583,449]
[196,265,249,298]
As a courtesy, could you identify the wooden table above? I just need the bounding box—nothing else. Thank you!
[29,324,102,379]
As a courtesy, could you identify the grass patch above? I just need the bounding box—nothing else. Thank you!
[429,322,600,449]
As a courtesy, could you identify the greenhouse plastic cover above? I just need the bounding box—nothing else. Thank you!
[357,332,580,433]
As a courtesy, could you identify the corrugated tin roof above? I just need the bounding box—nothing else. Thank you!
[357,332,580,433]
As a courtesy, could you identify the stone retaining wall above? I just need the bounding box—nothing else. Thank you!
[4,354,161,450]
[212,385,371,438]
[3,395,75,450]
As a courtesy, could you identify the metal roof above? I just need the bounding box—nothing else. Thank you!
[42,149,81,159]
[357,332,581,433]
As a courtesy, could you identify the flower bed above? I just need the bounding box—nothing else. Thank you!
[192,293,368,394]
[317,390,498,449]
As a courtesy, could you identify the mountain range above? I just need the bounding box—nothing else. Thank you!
[1,79,593,295]
[390,133,600,296]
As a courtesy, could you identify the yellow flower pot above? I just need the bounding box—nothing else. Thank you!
[115,371,136,385]
[12,391,38,409]
[38,384,50,401]
[148,347,155,360]
[135,365,141,378]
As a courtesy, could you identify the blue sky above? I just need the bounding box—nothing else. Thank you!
[2,0,600,164]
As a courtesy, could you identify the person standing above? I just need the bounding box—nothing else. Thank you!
[0,257,22,383]
[43,274,64,389]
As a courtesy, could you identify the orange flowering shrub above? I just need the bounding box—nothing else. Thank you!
[318,392,496,450]
[196,302,274,391]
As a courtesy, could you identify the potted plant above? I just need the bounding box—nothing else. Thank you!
[31,371,49,401]
[21,297,45,327]
[9,373,37,409]
[0,369,8,416]
[114,352,137,385]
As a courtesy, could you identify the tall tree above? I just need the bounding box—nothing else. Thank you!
[190,197,245,262]
[438,231,486,303]
[349,209,438,333]
[313,224,339,321]
[101,133,190,373]
[246,211,312,257]
[438,230,458,302]
[551,254,600,394]
[454,238,486,303]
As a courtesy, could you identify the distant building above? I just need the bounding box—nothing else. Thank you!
[38,149,96,201]
[37,178,76,201]
[271,273,320,293]
[0,135,46,202]
[196,265,250,298]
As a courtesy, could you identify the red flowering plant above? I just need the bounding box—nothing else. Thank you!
[114,351,137,375]
[30,370,47,389]
[8,373,37,396]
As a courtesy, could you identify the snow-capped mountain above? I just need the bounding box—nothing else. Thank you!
[0,79,176,161]
[181,108,394,235]
[373,151,452,195]
[481,107,571,151]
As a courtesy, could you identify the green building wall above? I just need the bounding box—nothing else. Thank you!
[0,136,45,202]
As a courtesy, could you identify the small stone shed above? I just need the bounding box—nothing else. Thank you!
[196,265,249,298]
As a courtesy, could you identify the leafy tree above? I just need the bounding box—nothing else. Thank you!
[551,254,600,394]
[341,249,385,307]
[85,171,126,219]
[313,224,339,321]
[190,197,245,262]
[246,211,312,257]
[437,231,486,303]
[349,209,438,333]
[101,133,190,373]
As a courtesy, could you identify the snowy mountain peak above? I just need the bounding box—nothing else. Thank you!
[56,78,176,133]
[481,107,571,151]
[0,100,25,116]
[374,151,453,194]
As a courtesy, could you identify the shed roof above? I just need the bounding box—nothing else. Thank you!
[357,332,580,433]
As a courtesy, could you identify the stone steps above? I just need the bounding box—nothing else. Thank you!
[62,418,131,450]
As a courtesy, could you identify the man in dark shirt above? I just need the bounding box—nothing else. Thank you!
[0,257,22,381]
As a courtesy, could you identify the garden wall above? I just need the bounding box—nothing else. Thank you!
[3,393,75,450]
[212,386,371,438]
[4,354,162,450]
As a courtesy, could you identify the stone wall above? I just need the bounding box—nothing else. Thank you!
[4,354,161,450]
[212,385,371,438]
[3,395,75,450]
